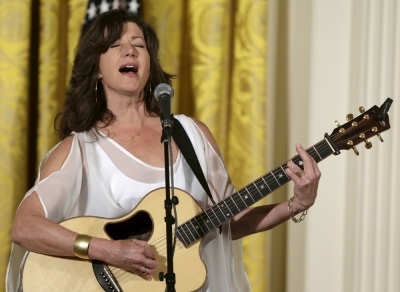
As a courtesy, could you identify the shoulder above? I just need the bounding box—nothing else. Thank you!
[189,117,223,159]
[40,135,75,180]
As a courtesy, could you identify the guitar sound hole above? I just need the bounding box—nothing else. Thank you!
[104,211,153,241]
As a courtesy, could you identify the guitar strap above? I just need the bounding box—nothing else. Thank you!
[171,117,217,206]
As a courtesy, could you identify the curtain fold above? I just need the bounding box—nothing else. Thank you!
[1,1,270,290]
[0,0,32,289]
[0,1,87,291]
[37,0,67,162]
[228,1,268,290]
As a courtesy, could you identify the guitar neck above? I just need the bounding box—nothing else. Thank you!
[177,137,336,247]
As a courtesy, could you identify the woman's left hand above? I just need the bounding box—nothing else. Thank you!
[285,144,321,212]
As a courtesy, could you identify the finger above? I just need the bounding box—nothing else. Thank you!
[295,144,317,175]
[142,257,158,270]
[135,266,152,281]
[296,144,322,182]
[131,239,157,260]
[285,161,302,183]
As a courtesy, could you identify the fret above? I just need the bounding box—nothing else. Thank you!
[235,189,248,207]
[176,228,189,246]
[319,140,334,159]
[180,222,196,243]
[312,145,323,161]
[194,215,210,235]
[191,216,207,237]
[203,209,219,229]
[231,192,246,212]
[218,200,235,219]
[207,205,221,226]
[272,168,291,186]
[246,183,263,201]
[225,196,241,215]
[191,217,207,237]
[177,138,336,247]
[263,173,280,192]
[280,165,290,180]
[240,184,257,204]
[199,211,215,231]
[188,220,202,239]
[257,177,272,194]
[213,203,227,222]
[218,201,233,218]
[270,172,280,186]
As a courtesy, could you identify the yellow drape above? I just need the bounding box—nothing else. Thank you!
[38,0,66,164]
[0,1,87,291]
[143,1,268,291]
[0,1,271,290]
[0,0,32,288]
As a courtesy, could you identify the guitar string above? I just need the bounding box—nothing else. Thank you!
[205,120,372,229]
[179,125,366,242]
[194,139,336,230]
[110,123,370,281]
[208,118,378,234]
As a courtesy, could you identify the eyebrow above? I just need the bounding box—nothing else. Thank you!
[130,36,144,41]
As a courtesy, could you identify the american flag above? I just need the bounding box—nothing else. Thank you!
[82,0,141,35]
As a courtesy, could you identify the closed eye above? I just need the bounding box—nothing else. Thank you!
[110,44,120,48]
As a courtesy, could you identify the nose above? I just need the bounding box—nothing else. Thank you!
[123,44,137,58]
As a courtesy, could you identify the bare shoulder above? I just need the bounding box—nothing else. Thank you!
[40,135,75,181]
[190,118,223,158]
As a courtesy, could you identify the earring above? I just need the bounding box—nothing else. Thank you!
[95,79,99,105]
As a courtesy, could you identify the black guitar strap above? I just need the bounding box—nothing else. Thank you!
[171,117,217,206]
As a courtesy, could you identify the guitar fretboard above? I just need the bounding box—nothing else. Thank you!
[176,138,335,247]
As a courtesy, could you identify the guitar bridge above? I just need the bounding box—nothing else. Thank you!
[92,260,123,292]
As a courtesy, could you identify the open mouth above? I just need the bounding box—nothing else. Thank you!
[119,65,138,73]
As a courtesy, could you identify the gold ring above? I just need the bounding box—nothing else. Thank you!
[295,168,305,178]
[141,266,147,276]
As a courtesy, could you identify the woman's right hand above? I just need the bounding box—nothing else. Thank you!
[89,237,158,281]
[12,192,158,281]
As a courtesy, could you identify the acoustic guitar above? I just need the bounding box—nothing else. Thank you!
[21,99,392,291]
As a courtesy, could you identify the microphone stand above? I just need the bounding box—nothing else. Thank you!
[159,118,177,292]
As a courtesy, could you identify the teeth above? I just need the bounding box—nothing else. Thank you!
[119,65,138,73]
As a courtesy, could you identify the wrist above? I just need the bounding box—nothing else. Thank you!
[288,196,308,223]
[86,237,112,262]
[74,234,91,259]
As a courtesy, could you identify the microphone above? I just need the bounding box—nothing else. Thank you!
[154,83,174,129]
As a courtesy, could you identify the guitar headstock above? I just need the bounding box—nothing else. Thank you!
[329,98,392,155]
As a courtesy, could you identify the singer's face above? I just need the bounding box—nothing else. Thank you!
[98,22,150,99]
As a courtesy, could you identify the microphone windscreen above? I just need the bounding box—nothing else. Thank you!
[154,83,174,100]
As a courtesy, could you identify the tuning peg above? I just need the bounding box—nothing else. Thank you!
[364,140,372,149]
[359,106,365,113]
[335,120,341,127]
[377,133,384,142]
[347,140,359,156]
[346,114,354,121]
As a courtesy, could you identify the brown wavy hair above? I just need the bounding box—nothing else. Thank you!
[56,9,174,140]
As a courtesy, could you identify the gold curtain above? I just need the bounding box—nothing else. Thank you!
[0,0,32,289]
[143,1,269,291]
[0,0,87,290]
[0,0,272,290]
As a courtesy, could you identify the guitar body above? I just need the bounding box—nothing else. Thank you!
[22,188,207,291]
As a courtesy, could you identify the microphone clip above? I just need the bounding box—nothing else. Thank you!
[160,114,174,142]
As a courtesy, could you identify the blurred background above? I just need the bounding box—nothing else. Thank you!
[0,0,398,291]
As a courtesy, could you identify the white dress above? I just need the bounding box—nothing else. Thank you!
[6,115,251,292]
